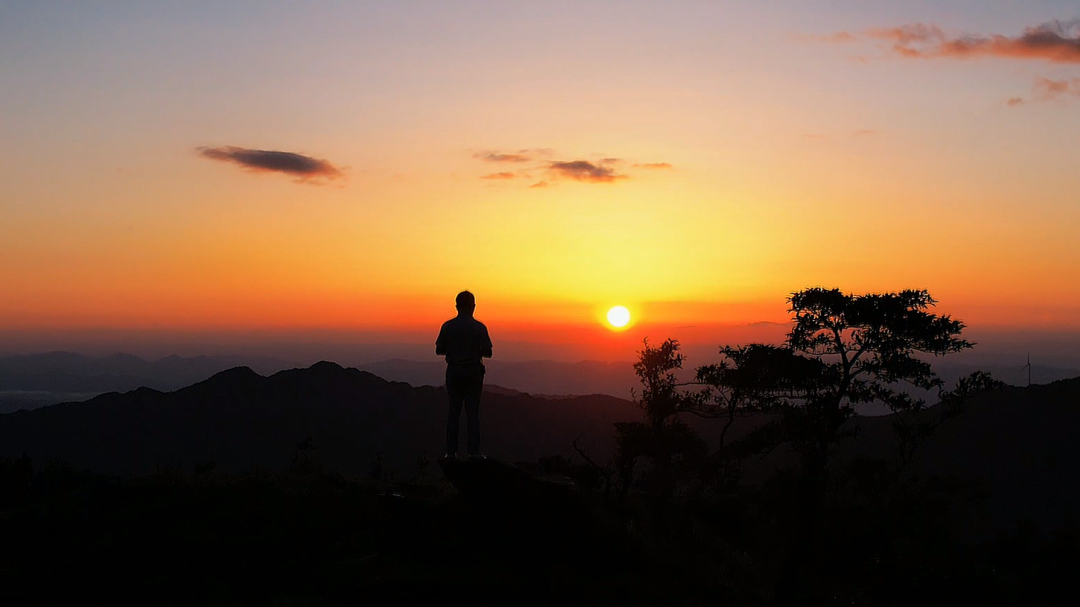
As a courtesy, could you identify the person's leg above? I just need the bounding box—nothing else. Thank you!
[445,371,465,457]
[464,367,484,456]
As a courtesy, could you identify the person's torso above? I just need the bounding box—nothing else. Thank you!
[440,316,488,366]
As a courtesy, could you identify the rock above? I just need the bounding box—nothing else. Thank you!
[438,457,586,521]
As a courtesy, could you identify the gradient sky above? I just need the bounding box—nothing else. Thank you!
[2,1,1079,358]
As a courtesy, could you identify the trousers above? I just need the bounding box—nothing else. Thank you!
[445,364,484,456]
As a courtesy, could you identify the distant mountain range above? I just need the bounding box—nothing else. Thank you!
[5,350,1076,416]
[0,362,639,479]
[357,358,639,398]
[0,352,642,413]
[0,351,295,413]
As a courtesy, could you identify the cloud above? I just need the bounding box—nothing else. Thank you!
[548,160,628,183]
[1034,76,1080,96]
[198,146,342,181]
[866,19,1080,63]
[470,148,670,186]
[474,148,549,163]
[478,152,530,162]
[1007,77,1080,106]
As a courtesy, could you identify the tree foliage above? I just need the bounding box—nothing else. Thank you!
[691,287,993,603]
[613,338,706,538]
[698,288,976,472]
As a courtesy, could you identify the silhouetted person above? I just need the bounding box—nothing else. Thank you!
[436,290,493,459]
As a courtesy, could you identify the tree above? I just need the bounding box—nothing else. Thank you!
[695,287,984,604]
[694,344,825,455]
[782,288,972,469]
[613,338,706,540]
[699,288,973,473]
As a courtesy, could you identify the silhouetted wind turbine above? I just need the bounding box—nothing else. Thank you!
[1021,353,1031,386]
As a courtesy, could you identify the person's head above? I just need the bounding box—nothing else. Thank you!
[455,290,476,316]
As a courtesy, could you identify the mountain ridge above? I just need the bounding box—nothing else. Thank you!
[0,361,638,479]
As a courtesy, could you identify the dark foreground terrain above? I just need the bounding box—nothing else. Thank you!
[2,452,1078,606]
[3,365,1080,605]
[0,458,735,606]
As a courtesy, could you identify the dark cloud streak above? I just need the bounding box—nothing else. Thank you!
[548,160,627,183]
[198,146,343,180]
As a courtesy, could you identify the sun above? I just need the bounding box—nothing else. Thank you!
[607,306,631,328]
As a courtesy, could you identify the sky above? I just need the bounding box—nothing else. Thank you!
[2,1,1079,361]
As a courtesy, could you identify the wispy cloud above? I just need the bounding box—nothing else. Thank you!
[474,149,553,163]
[800,31,858,44]
[1007,77,1080,106]
[864,19,1080,64]
[548,160,627,183]
[1035,76,1080,97]
[471,148,671,185]
[476,152,531,163]
[198,146,343,181]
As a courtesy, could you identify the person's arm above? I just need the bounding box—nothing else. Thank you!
[435,324,447,356]
[480,325,493,359]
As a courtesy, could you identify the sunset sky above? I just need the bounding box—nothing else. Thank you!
[2,1,1079,360]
